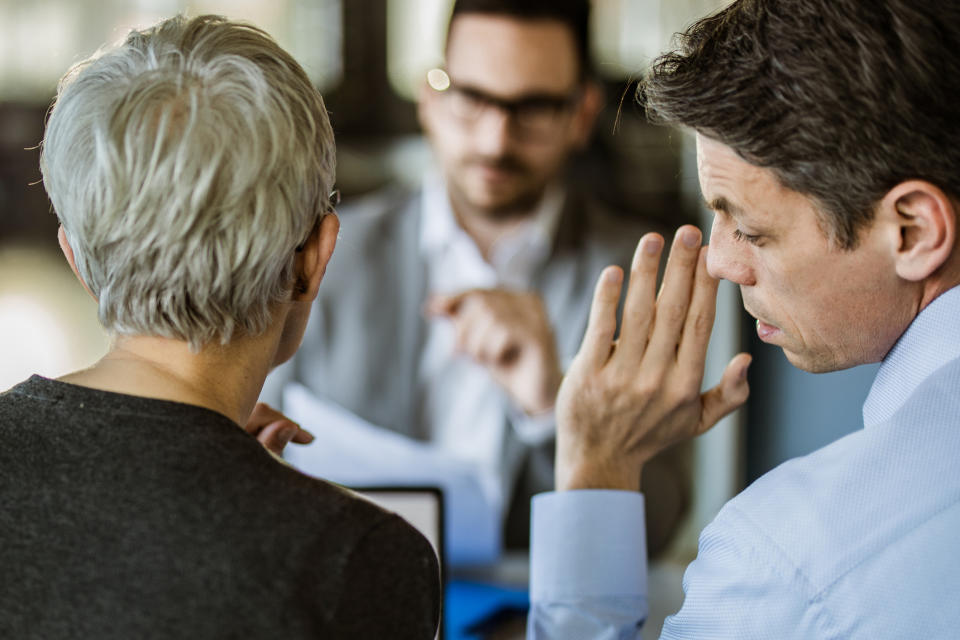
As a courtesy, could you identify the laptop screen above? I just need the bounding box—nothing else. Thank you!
[353,486,444,564]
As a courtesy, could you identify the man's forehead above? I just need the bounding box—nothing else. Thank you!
[696,136,764,207]
[445,13,580,96]
[696,134,752,176]
[696,133,838,243]
[696,134,804,224]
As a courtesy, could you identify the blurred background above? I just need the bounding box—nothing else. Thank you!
[0,0,879,626]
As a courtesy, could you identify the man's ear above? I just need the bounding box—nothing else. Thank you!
[57,225,97,301]
[570,80,604,148]
[293,213,339,302]
[881,180,956,282]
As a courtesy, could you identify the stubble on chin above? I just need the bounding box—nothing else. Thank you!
[450,167,546,221]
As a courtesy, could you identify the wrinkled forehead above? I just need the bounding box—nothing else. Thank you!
[696,133,834,236]
[445,13,580,97]
[695,135,770,203]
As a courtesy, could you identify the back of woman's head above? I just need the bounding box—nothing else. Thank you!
[41,14,336,349]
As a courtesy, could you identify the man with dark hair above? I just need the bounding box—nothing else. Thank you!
[267,0,688,556]
[528,0,960,637]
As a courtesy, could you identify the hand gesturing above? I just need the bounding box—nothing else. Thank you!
[556,226,751,492]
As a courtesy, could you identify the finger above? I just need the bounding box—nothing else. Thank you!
[425,292,467,317]
[452,315,470,353]
[466,316,499,363]
[676,247,720,373]
[245,402,288,436]
[291,427,315,444]
[452,298,487,355]
[575,265,624,371]
[616,233,666,361]
[256,420,300,457]
[699,353,752,434]
[487,326,518,366]
[644,226,703,365]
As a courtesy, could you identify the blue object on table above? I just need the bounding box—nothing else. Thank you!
[444,579,530,640]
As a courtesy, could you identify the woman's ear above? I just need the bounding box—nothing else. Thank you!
[58,225,97,301]
[293,213,339,302]
[880,181,956,282]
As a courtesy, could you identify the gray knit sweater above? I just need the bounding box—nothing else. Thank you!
[0,376,440,639]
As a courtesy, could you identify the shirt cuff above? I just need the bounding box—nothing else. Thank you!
[530,490,648,601]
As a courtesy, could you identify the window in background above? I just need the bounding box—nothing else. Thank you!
[0,1,83,100]
[592,0,662,79]
[386,0,451,102]
[0,0,343,102]
[594,0,735,79]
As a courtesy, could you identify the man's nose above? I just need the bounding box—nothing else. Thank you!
[706,216,756,286]
[472,107,515,156]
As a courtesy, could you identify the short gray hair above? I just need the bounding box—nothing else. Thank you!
[41,14,336,349]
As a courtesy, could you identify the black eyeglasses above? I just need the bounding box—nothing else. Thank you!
[426,68,581,140]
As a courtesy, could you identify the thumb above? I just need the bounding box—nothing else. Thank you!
[424,292,464,317]
[699,353,751,434]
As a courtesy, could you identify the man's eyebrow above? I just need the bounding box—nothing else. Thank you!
[452,81,577,105]
[704,196,746,218]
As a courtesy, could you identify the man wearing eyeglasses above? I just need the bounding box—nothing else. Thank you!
[268,0,686,556]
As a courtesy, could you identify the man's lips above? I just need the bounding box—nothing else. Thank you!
[474,164,517,182]
[472,163,523,181]
[745,306,781,342]
[756,319,781,341]
[466,157,528,180]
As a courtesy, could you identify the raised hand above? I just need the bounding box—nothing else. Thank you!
[555,226,752,492]
[427,289,563,416]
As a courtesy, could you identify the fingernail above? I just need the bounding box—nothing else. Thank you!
[643,235,663,255]
[682,227,701,247]
[604,267,623,283]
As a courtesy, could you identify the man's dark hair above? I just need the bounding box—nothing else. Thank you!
[641,0,960,248]
[449,0,592,79]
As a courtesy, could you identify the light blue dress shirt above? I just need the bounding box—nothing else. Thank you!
[529,286,960,639]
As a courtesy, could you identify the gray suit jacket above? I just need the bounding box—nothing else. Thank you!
[269,187,687,551]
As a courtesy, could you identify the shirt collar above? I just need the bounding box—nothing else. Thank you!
[489,184,564,272]
[420,168,459,256]
[862,285,960,427]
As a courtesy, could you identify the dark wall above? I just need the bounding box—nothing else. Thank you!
[744,330,880,483]
[0,103,54,243]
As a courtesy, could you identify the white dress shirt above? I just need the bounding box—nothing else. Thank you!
[418,170,563,524]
